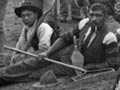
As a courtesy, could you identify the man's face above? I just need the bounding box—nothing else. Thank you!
[21,10,38,26]
[89,10,106,28]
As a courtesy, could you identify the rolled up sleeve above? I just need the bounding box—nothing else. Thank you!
[103,32,120,70]
[37,23,53,52]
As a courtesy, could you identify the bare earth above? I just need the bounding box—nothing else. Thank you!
[0,0,117,90]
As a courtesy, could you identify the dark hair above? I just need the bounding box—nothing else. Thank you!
[90,3,108,16]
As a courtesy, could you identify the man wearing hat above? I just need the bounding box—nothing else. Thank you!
[11,0,57,62]
[0,0,60,84]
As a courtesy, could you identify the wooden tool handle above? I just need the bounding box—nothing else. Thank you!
[4,45,87,72]
[73,36,77,48]
[54,0,57,31]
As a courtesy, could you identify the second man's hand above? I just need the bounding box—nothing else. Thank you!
[38,51,48,61]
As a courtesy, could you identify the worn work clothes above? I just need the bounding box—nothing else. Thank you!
[16,22,53,51]
[11,21,53,62]
[61,18,119,70]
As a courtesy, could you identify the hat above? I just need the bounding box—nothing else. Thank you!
[32,70,59,88]
[14,0,43,17]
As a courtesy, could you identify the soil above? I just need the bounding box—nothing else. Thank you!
[0,0,118,90]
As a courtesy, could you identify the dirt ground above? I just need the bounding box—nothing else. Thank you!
[0,0,118,90]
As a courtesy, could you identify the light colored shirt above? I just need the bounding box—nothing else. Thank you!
[78,18,117,47]
[11,21,53,61]
[16,22,53,52]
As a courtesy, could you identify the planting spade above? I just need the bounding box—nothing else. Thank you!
[71,36,84,75]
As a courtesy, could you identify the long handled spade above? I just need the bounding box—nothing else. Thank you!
[10,0,56,65]
[4,45,115,74]
[71,36,84,75]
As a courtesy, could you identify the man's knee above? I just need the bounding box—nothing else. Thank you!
[30,64,75,79]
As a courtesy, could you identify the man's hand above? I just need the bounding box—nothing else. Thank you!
[38,51,48,61]
[11,54,26,64]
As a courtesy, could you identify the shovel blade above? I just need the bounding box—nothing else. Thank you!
[71,36,84,75]
[71,48,84,75]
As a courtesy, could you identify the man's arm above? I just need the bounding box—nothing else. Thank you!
[42,26,80,57]
[101,32,119,70]
[104,43,119,70]
[84,32,119,70]
[39,18,89,57]
[36,23,53,54]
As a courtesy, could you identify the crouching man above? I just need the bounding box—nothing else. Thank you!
[0,0,60,85]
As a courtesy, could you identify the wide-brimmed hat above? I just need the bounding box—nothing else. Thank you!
[32,70,59,88]
[14,0,43,17]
